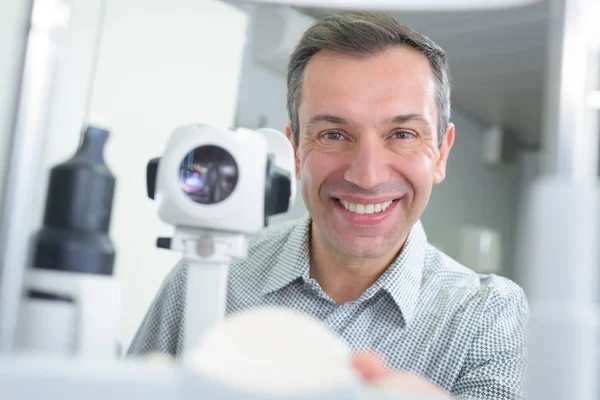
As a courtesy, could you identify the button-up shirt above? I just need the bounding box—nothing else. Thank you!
[128,215,528,399]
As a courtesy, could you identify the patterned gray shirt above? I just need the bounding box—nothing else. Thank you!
[128,215,529,399]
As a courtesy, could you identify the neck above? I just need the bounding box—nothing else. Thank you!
[309,221,406,305]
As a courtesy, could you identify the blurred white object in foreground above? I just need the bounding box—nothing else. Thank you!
[184,307,359,395]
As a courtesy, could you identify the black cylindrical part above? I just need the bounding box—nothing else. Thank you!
[264,154,292,227]
[32,125,116,276]
[146,157,160,200]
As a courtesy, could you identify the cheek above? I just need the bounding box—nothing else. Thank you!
[395,149,437,192]
[393,140,439,160]
[394,141,438,170]
[299,152,333,199]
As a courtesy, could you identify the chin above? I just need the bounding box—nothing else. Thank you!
[333,236,400,260]
[313,210,408,259]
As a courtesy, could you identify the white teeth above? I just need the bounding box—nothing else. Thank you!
[338,199,393,215]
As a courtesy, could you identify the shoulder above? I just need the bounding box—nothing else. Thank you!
[237,218,300,268]
[245,218,300,258]
[227,217,305,281]
[423,244,528,318]
[425,250,530,397]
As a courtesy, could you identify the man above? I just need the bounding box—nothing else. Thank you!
[128,11,528,399]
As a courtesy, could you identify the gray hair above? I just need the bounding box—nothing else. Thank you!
[286,12,451,145]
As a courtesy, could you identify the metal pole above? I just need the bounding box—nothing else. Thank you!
[540,0,598,180]
[0,0,72,352]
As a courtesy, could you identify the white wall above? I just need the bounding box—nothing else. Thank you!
[0,0,32,207]
[38,0,249,350]
[420,114,521,280]
[513,150,541,290]
[231,3,522,279]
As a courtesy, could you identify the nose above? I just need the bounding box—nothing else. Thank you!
[344,136,390,190]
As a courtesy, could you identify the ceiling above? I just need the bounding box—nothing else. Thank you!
[298,1,551,147]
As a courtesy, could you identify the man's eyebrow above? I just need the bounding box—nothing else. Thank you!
[388,113,430,126]
[304,114,348,130]
[304,113,433,131]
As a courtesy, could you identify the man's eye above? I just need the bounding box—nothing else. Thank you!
[321,131,345,141]
[393,131,416,139]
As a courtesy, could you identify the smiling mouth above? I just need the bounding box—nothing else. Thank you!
[335,198,397,215]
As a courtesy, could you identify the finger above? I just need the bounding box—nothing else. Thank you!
[372,372,451,398]
[350,351,389,382]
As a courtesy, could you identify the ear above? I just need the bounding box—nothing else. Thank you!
[285,123,301,180]
[433,122,455,184]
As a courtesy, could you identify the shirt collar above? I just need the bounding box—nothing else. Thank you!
[260,215,427,325]
[260,215,312,295]
[359,220,427,326]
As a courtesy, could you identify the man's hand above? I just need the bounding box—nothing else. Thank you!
[351,352,451,399]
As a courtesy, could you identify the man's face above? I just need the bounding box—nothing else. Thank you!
[286,46,454,260]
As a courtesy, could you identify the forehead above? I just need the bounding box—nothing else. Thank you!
[299,46,437,126]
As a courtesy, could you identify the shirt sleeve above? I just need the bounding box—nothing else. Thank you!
[451,283,530,400]
[126,260,189,358]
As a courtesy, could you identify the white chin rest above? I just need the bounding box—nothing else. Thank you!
[183,307,359,395]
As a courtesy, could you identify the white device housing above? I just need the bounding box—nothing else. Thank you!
[14,268,120,359]
[152,123,296,352]
[154,124,295,235]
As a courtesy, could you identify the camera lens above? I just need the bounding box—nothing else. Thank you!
[178,145,239,204]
